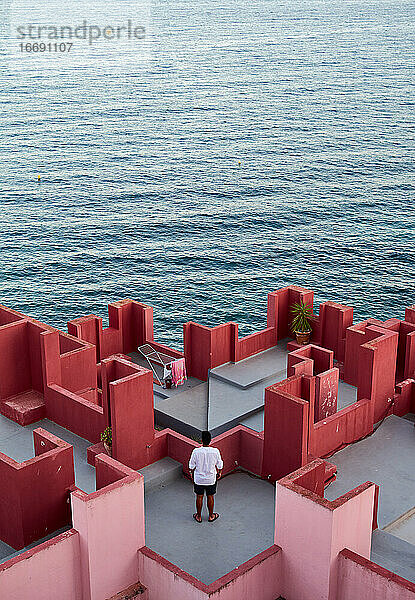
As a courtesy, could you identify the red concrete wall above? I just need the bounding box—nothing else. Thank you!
[60,342,97,393]
[211,323,233,367]
[270,286,314,341]
[309,398,373,458]
[235,326,276,362]
[405,306,415,324]
[262,377,309,480]
[0,321,31,399]
[319,302,353,362]
[343,322,369,386]
[0,429,74,550]
[104,358,155,469]
[68,315,102,362]
[183,322,212,380]
[358,327,398,423]
[46,384,106,443]
[393,379,415,417]
[287,344,334,378]
[315,368,338,422]
[337,549,415,600]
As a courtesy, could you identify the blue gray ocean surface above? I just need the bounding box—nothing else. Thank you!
[0,0,414,347]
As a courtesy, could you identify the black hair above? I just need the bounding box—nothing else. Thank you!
[201,431,211,446]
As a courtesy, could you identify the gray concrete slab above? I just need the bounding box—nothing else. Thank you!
[139,457,183,494]
[144,472,275,585]
[384,507,415,546]
[325,415,415,528]
[371,529,415,584]
[240,411,264,432]
[337,380,357,411]
[155,383,208,435]
[210,340,290,389]
[0,414,96,493]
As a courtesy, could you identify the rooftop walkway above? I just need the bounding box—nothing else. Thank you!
[143,470,276,585]
[326,414,415,584]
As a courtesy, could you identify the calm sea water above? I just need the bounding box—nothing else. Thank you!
[0,0,414,347]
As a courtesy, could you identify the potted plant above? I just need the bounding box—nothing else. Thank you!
[101,426,112,456]
[290,301,313,345]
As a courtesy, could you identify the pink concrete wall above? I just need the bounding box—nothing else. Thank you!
[138,545,282,600]
[0,529,82,600]
[275,461,375,600]
[71,455,145,600]
[337,549,415,600]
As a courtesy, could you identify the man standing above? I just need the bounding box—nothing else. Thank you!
[189,431,223,523]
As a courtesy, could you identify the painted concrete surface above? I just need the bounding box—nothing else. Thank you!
[144,472,275,585]
[155,383,208,434]
[0,414,96,493]
[325,415,415,528]
[139,457,183,493]
[371,529,415,584]
[384,507,415,546]
[210,341,289,389]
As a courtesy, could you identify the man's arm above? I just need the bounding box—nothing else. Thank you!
[216,450,224,479]
[189,449,196,482]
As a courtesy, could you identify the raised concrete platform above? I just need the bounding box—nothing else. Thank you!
[209,342,289,389]
[144,472,275,585]
[139,457,182,494]
[371,529,415,584]
[384,507,415,546]
[0,390,45,426]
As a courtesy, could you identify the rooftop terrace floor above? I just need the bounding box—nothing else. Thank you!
[325,414,415,583]
[129,340,358,437]
[144,472,275,585]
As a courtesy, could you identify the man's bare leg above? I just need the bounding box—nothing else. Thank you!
[194,494,203,522]
[207,494,217,521]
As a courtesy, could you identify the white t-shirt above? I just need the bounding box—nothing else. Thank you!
[189,446,224,485]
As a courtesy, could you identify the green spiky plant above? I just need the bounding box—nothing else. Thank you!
[100,426,112,447]
[290,301,313,333]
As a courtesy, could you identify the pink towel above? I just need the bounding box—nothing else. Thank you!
[171,358,187,387]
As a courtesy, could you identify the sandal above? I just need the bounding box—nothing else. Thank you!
[193,513,202,523]
[208,513,220,522]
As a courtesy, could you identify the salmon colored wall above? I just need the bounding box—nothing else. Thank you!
[337,549,415,600]
[0,529,82,600]
[71,455,145,600]
[138,545,282,600]
[275,461,375,600]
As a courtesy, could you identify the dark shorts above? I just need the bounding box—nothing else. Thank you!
[194,481,217,496]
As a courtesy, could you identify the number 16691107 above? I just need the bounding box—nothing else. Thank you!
[19,42,73,52]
